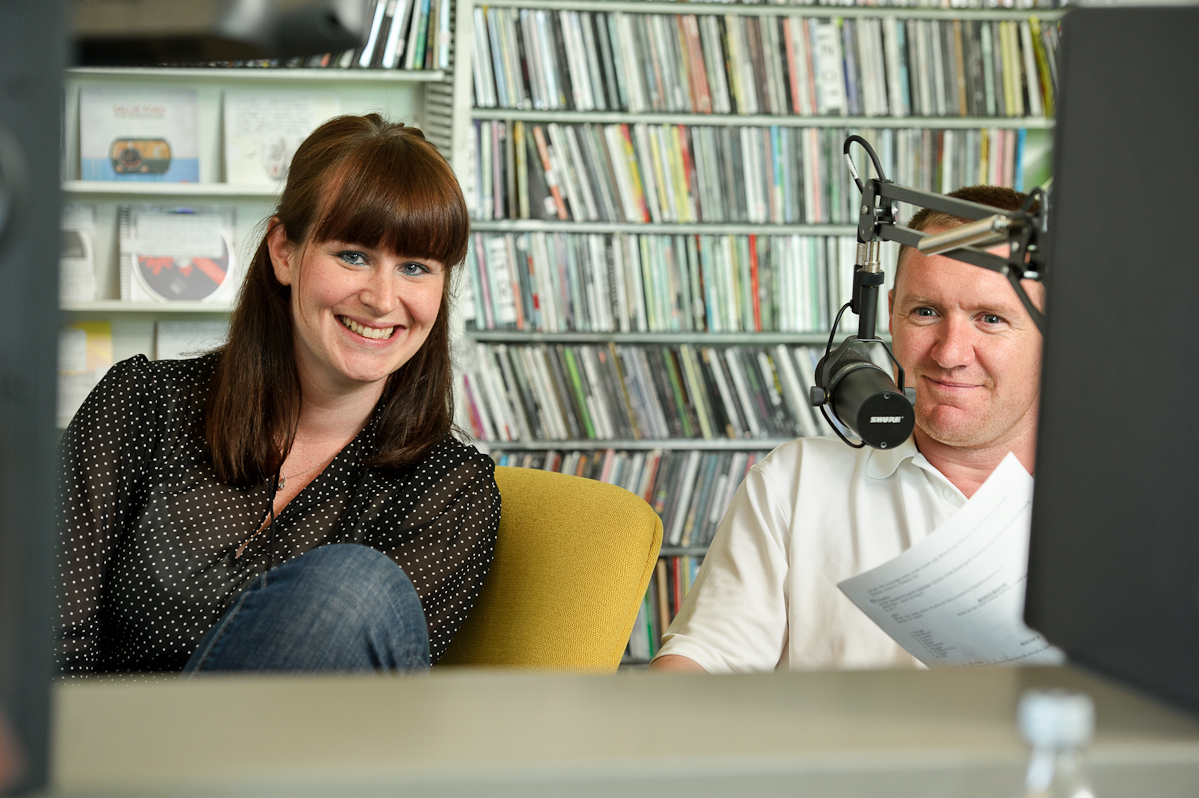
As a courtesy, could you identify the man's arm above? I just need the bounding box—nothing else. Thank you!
[645,450,796,674]
[648,654,707,673]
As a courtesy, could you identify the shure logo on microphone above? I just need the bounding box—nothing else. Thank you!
[870,416,905,424]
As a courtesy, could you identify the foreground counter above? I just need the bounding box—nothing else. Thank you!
[48,665,1199,797]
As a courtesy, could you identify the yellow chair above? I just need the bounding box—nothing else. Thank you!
[437,466,663,671]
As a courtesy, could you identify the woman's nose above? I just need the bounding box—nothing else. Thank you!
[361,269,399,314]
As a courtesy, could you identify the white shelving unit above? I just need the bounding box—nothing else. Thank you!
[60,36,467,365]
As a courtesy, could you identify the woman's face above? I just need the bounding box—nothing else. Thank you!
[267,225,446,400]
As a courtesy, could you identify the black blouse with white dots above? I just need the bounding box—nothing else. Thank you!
[56,353,500,675]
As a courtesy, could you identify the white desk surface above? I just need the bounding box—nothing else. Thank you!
[48,665,1199,797]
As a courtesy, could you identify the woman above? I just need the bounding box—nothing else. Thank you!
[57,114,499,674]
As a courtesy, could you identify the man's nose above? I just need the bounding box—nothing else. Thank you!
[931,316,975,369]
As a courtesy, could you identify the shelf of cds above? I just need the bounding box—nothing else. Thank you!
[459,0,1060,664]
[457,341,848,446]
[470,4,1061,117]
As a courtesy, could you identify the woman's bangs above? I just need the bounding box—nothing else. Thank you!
[309,141,469,267]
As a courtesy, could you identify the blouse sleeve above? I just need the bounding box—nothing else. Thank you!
[372,443,500,664]
[56,356,163,675]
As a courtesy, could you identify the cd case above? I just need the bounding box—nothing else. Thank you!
[60,203,96,303]
[79,86,200,182]
[118,205,237,303]
[223,90,340,184]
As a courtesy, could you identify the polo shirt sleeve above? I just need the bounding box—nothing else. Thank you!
[653,453,792,673]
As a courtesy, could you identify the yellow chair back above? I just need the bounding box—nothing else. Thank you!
[438,466,662,671]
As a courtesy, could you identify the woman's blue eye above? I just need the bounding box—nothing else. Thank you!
[401,261,429,276]
[339,251,368,266]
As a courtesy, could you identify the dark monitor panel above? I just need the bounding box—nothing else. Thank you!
[1026,7,1199,713]
[0,0,67,793]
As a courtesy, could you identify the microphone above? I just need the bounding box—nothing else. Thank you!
[814,134,916,450]
[812,347,914,450]
[808,238,915,450]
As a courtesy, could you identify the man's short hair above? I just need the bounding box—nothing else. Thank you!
[896,185,1038,278]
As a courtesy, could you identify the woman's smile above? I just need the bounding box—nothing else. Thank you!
[269,230,445,398]
[338,315,398,340]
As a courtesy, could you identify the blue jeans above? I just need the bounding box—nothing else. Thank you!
[183,544,430,674]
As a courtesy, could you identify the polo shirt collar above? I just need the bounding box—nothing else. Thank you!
[865,437,920,479]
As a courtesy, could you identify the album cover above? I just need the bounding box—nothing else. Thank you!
[223,90,340,184]
[58,321,112,428]
[79,86,199,182]
[118,205,237,304]
[155,320,229,360]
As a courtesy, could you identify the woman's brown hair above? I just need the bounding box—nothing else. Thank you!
[206,114,470,487]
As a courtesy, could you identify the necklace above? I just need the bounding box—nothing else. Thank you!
[277,455,336,490]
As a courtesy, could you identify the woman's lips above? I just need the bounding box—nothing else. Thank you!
[338,315,397,340]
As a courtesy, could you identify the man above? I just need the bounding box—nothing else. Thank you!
[650,186,1044,673]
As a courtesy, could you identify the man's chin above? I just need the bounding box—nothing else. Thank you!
[915,409,991,449]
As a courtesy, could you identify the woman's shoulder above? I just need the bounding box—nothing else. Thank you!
[86,352,220,419]
[101,351,219,387]
[377,434,497,495]
[63,352,222,454]
[420,435,496,480]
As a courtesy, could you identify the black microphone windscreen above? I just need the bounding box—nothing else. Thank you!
[827,351,915,449]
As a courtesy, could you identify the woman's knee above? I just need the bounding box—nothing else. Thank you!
[286,544,422,618]
[187,544,429,673]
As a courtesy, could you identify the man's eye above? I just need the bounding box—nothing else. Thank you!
[914,307,936,317]
[339,251,368,266]
[981,313,1003,325]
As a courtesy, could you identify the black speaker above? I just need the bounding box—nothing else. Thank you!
[1027,7,1199,715]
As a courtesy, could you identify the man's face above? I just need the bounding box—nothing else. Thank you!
[889,233,1044,451]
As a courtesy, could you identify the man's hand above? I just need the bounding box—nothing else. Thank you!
[647,654,707,673]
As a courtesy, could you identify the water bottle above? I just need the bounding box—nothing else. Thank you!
[1017,689,1097,798]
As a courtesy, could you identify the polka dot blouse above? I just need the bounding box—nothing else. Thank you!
[56,353,500,675]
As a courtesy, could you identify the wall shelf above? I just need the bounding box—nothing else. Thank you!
[61,301,232,314]
[471,109,1056,129]
[63,180,279,198]
[484,438,792,451]
[469,219,860,235]
[472,0,1065,21]
[660,546,709,557]
[465,330,877,345]
[67,67,446,84]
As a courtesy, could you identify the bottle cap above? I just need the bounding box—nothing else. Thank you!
[1018,689,1096,748]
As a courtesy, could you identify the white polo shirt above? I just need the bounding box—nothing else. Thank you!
[655,436,976,673]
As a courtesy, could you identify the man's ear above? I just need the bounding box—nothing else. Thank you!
[266,220,295,286]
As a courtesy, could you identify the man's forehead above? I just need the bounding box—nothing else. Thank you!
[894,247,1033,315]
